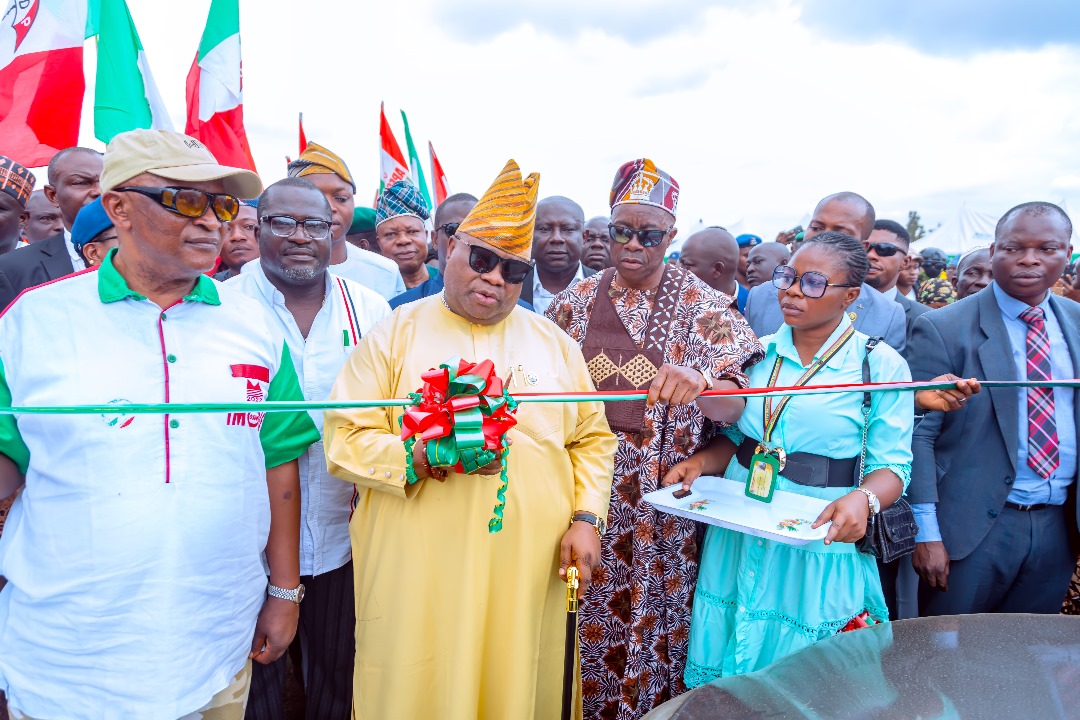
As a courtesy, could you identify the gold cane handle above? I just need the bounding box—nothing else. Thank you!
[566,565,579,613]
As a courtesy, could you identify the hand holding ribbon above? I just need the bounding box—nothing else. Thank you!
[399,357,519,532]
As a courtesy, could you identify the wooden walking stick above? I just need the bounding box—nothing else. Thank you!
[562,565,579,720]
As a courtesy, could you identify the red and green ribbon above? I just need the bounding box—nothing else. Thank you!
[399,357,520,532]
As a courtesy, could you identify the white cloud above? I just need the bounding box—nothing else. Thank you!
[61,0,1080,238]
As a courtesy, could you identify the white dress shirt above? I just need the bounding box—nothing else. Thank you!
[63,228,85,270]
[532,262,586,315]
[230,264,391,576]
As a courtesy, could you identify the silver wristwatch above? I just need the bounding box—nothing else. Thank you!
[267,582,306,605]
[857,487,881,517]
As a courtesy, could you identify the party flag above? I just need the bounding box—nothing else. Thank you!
[400,109,432,210]
[93,0,173,144]
[0,0,88,167]
[298,112,306,157]
[184,0,257,172]
[429,141,450,207]
[379,102,408,194]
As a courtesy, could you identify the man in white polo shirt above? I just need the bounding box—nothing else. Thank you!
[230,177,390,719]
[0,130,320,720]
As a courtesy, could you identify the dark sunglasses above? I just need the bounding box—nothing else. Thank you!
[457,237,533,284]
[437,222,460,237]
[260,215,332,240]
[114,186,240,222]
[772,265,859,299]
[607,224,669,247]
[866,242,905,258]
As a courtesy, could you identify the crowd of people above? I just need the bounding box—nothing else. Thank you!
[0,130,1077,720]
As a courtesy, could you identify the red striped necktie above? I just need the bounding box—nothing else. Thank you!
[1020,306,1059,478]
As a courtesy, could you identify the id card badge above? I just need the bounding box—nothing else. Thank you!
[745,452,780,503]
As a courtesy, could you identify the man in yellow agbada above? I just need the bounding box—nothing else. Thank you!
[324,161,617,720]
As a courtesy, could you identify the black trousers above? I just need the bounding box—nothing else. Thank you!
[245,561,356,720]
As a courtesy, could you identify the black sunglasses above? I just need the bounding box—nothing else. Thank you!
[457,237,533,284]
[114,186,240,222]
[608,224,670,247]
[437,222,460,237]
[866,242,905,258]
[772,265,859,299]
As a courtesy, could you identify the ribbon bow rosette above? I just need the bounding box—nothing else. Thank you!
[399,357,520,532]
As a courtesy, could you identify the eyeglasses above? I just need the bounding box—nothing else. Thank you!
[457,237,533,284]
[437,222,460,237]
[866,242,905,258]
[607,225,670,247]
[114,186,240,222]
[772,265,859,299]
[260,215,332,240]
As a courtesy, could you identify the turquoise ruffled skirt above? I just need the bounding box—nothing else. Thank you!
[684,457,889,687]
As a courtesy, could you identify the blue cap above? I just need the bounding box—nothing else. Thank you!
[241,198,259,208]
[736,233,762,248]
[375,180,430,227]
[70,198,114,253]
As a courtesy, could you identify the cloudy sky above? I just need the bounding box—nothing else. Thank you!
[68,0,1080,240]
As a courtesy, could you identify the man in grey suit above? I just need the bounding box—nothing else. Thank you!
[744,192,906,354]
[909,202,1079,615]
[866,219,930,349]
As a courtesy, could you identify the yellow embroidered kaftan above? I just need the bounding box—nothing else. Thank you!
[324,296,616,720]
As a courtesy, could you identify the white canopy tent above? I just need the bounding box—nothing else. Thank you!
[910,205,997,257]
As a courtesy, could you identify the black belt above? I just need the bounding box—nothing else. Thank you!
[736,438,857,489]
[1004,501,1056,512]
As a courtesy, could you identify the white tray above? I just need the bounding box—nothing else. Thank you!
[643,475,831,546]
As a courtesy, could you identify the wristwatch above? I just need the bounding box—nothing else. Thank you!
[857,487,881,517]
[267,582,306,605]
[571,511,607,538]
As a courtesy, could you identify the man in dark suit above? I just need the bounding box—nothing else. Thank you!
[909,201,1079,615]
[866,219,930,351]
[524,196,597,313]
[744,192,907,353]
[0,147,103,309]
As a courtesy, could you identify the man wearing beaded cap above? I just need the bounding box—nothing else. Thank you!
[324,159,617,719]
[546,158,764,720]
[0,156,36,255]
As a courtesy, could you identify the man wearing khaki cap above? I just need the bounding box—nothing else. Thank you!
[0,130,320,719]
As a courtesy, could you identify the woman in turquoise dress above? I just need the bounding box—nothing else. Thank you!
[669,231,915,686]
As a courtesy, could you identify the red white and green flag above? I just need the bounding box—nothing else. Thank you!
[429,141,450,207]
[0,0,88,167]
[185,0,257,173]
[400,109,432,211]
[379,102,408,195]
[92,0,173,144]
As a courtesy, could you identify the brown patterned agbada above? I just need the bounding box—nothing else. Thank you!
[547,269,763,720]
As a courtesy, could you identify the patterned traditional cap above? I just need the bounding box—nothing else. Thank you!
[0,155,36,207]
[736,233,762,248]
[70,198,113,253]
[287,141,356,192]
[456,159,539,261]
[609,158,679,218]
[375,180,430,228]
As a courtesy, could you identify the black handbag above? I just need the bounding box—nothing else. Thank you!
[854,337,918,563]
